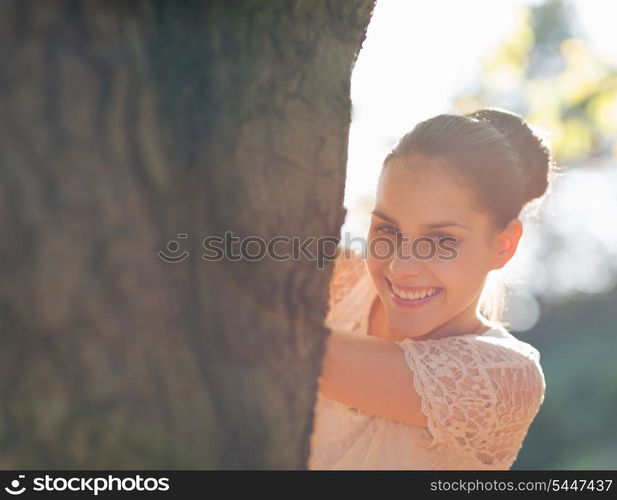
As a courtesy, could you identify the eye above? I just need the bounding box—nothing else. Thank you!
[375,223,401,237]
[430,232,460,246]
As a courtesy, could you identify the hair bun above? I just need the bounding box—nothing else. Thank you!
[466,108,554,204]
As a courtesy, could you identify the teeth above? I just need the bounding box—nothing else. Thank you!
[391,284,439,301]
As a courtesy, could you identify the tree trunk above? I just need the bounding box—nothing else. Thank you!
[0,0,374,468]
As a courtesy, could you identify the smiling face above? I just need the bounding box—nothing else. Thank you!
[365,156,522,340]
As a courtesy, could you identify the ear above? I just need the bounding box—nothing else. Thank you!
[489,218,523,270]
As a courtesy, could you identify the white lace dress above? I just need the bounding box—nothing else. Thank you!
[308,249,546,470]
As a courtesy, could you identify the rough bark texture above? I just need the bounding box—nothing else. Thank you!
[0,0,374,468]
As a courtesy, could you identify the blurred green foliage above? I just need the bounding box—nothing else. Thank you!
[454,0,617,166]
[514,286,617,469]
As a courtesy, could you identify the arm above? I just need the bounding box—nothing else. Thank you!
[319,329,429,428]
[320,330,547,468]
[320,249,425,424]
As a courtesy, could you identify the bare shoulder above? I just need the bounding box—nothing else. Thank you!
[333,245,365,265]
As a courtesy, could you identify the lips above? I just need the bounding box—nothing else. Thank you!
[385,277,444,307]
[386,278,437,291]
[386,278,441,298]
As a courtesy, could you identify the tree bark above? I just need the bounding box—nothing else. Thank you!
[0,0,374,468]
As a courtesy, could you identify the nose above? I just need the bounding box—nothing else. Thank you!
[388,236,422,279]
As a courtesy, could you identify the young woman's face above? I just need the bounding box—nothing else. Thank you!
[366,157,513,340]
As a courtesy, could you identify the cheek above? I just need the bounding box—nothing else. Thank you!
[433,243,489,283]
[368,234,399,262]
[366,235,395,272]
[365,251,394,297]
[366,255,387,283]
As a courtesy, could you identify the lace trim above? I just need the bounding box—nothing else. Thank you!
[327,247,367,313]
[395,335,546,467]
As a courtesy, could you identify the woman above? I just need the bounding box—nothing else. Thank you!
[308,108,554,470]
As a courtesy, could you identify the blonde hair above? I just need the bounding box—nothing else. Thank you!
[478,270,510,328]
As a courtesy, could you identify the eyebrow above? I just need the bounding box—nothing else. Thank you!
[370,209,471,231]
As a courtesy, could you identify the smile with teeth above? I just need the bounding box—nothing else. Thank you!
[387,279,442,301]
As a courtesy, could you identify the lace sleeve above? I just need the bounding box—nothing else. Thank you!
[327,247,367,311]
[395,334,546,469]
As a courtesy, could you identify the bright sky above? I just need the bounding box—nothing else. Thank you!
[344,0,545,236]
[344,0,617,330]
[572,0,617,64]
[345,0,615,230]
